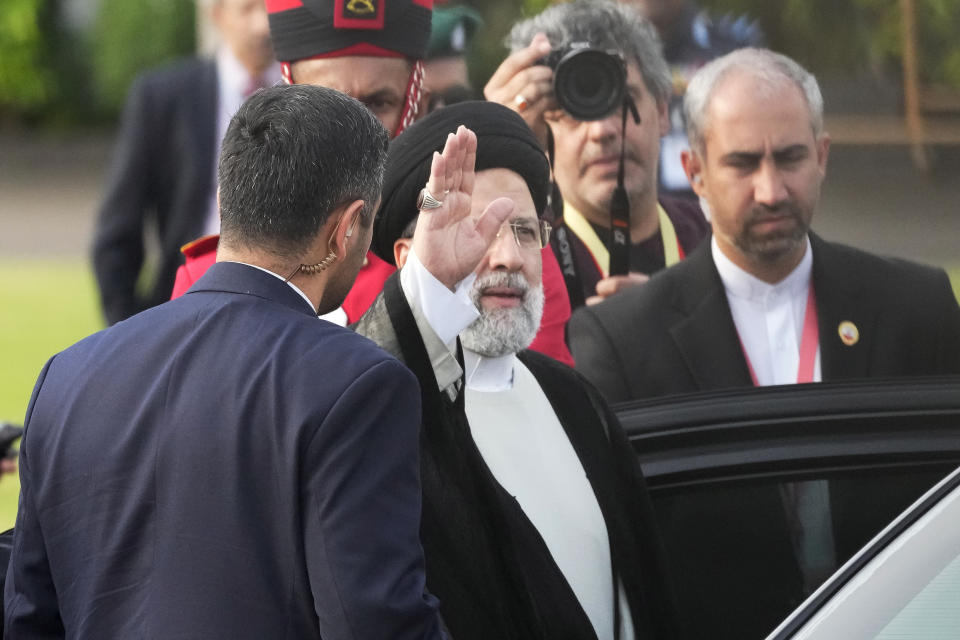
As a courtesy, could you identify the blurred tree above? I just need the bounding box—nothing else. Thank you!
[0,0,56,120]
[90,0,196,114]
[463,0,960,92]
[700,0,960,90]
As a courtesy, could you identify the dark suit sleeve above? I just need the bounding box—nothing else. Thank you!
[91,74,156,325]
[5,358,65,639]
[301,358,446,640]
[568,304,632,404]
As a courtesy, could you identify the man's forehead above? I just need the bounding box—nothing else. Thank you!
[625,61,654,95]
[703,73,815,151]
[292,56,411,94]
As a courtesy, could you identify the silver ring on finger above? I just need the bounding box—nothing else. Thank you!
[417,187,444,211]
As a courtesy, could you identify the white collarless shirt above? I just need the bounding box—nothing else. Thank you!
[712,236,821,386]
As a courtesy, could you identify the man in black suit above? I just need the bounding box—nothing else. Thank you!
[92,0,278,325]
[7,85,446,639]
[569,47,960,403]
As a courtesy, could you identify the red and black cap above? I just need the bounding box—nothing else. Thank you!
[266,0,434,64]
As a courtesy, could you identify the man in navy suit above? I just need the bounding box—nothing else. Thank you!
[6,85,446,639]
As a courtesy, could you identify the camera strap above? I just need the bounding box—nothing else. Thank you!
[607,99,641,276]
[545,129,587,310]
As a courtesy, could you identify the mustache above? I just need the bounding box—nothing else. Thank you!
[745,202,803,224]
[470,271,529,299]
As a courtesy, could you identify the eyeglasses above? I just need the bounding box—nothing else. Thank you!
[496,219,552,250]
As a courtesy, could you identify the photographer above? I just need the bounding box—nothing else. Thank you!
[485,0,709,309]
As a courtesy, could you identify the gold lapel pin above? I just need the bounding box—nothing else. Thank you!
[838,321,859,346]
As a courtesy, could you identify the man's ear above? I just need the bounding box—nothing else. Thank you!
[816,132,831,178]
[681,149,706,197]
[393,238,413,269]
[329,199,366,260]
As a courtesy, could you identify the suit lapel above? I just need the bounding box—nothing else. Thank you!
[669,242,754,390]
[810,234,876,380]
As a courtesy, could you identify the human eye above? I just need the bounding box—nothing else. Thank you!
[776,146,809,167]
[363,93,398,115]
[511,222,540,247]
[723,154,759,172]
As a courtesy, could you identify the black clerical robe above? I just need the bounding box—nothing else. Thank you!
[355,273,681,640]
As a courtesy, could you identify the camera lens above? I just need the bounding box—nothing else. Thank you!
[553,48,626,121]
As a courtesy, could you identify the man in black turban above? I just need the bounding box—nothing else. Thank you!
[355,100,681,640]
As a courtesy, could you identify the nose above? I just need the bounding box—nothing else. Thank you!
[754,159,788,207]
[585,112,620,143]
[485,225,525,272]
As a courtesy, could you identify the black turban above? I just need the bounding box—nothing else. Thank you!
[372,100,550,264]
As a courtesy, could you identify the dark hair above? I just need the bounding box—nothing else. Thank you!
[218,84,389,260]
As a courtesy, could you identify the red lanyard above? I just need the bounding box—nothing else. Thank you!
[740,284,819,385]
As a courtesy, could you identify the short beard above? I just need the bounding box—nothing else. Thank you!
[460,272,545,357]
[735,203,810,263]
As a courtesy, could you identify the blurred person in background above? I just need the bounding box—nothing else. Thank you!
[424,1,484,110]
[486,0,709,310]
[622,0,764,199]
[171,0,434,325]
[92,0,279,325]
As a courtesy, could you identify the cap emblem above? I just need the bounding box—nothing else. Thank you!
[335,0,384,29]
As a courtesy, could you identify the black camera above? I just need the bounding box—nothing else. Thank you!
[541,42,627,121]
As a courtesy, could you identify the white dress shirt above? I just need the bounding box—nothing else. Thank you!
[400,249,634,640]
[712,236,821,385]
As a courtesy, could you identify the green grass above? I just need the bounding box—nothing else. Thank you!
[0,259,104,529]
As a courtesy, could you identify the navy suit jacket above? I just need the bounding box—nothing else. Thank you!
[92,58,219,325]
[569,233,960,403]
[5,262,445,639]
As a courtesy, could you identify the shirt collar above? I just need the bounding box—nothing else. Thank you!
[712,235,813,302]
[225,260,316,313]
[463,349,516,392]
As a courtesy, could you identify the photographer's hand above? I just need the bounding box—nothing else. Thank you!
[586,272,651,306]
[484,33,555,147]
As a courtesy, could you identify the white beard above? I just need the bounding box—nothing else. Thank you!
[460,271,545,357]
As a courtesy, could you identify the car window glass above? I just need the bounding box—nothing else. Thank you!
[651,464,954,640]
